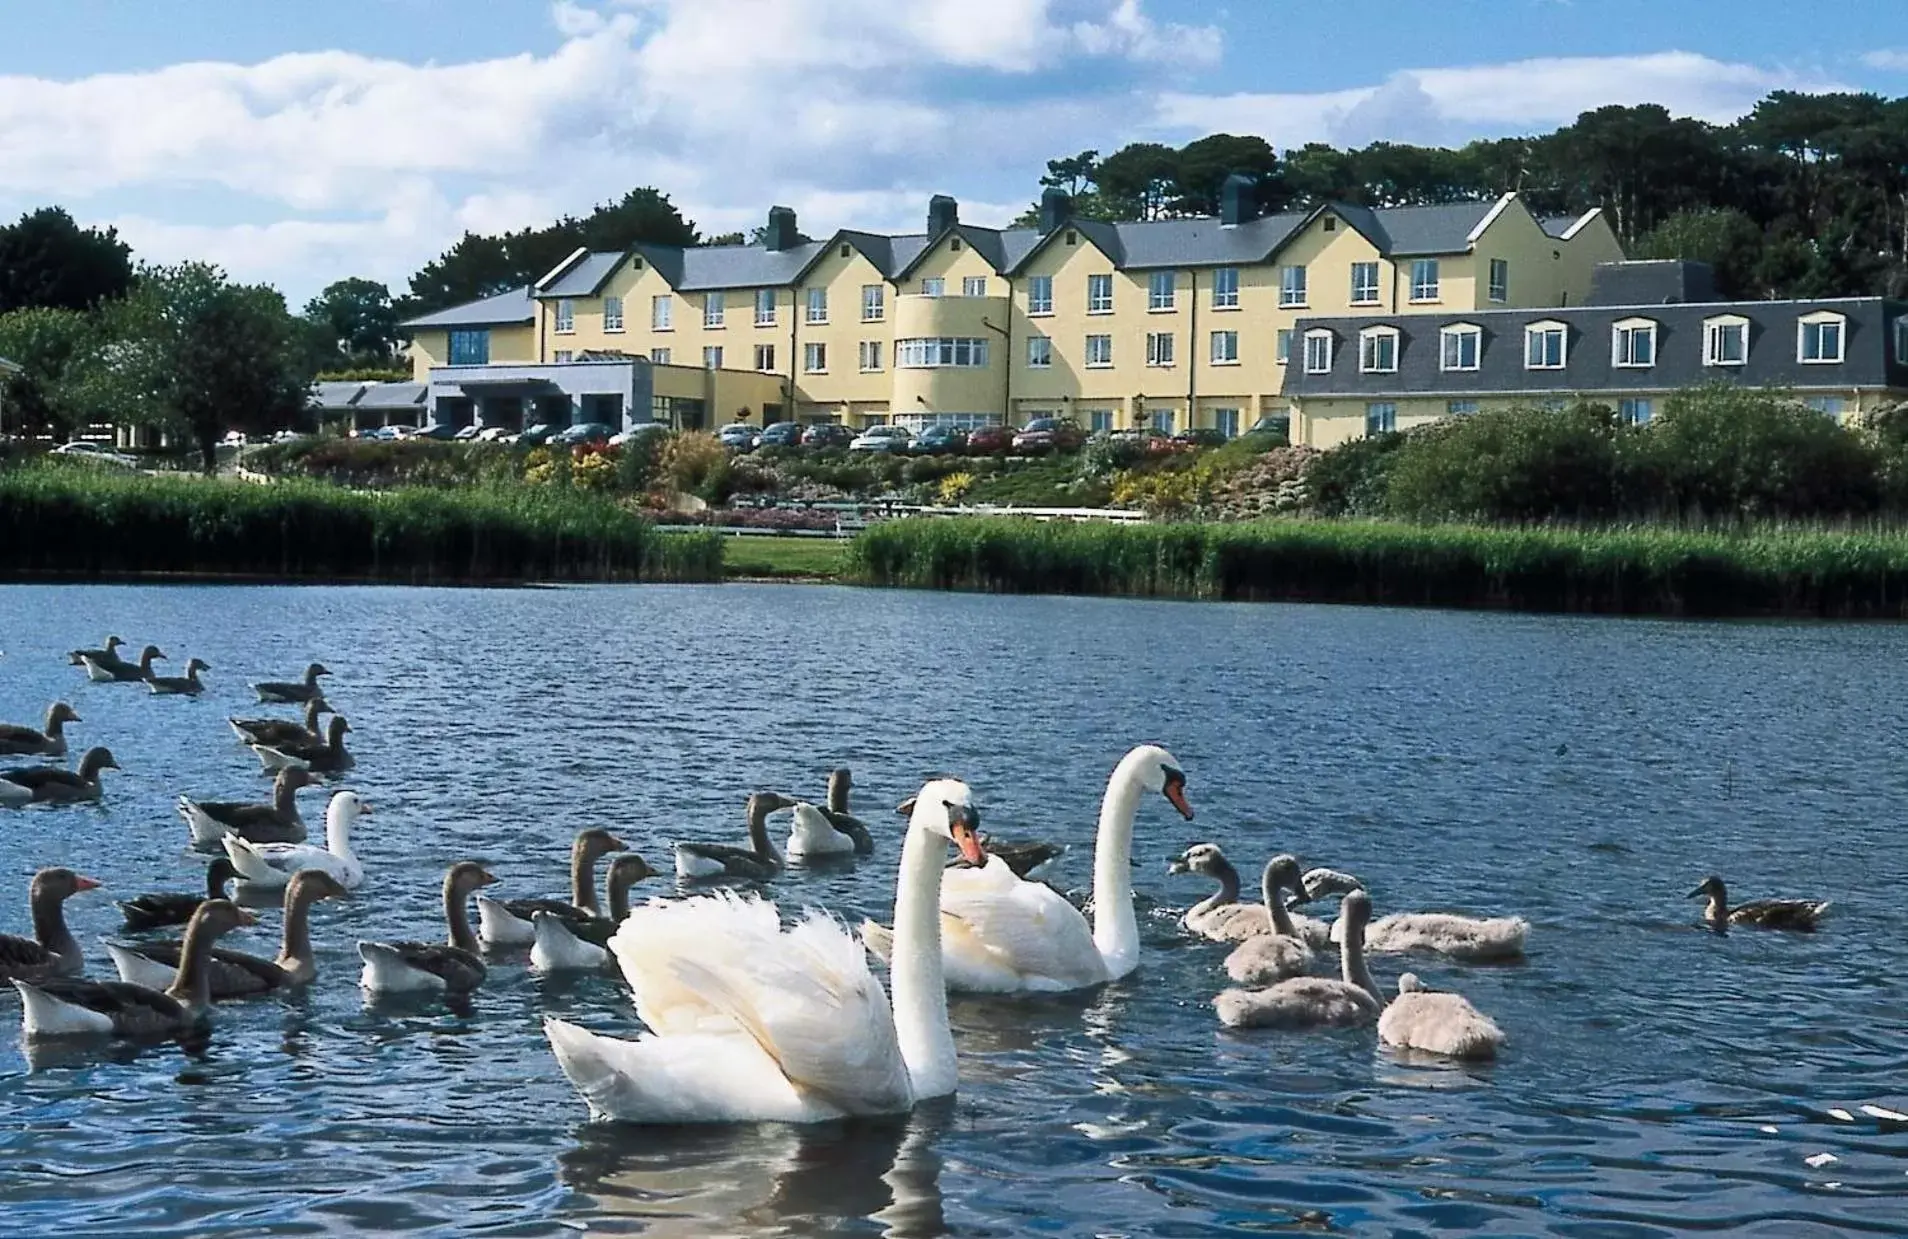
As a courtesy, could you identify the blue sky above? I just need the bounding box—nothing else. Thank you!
[1,0,1904,305]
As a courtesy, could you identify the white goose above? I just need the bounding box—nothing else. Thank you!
[784,801,865,860]
[222,790,368,892]
[862,745,1191,994]
[543,778,983,1124]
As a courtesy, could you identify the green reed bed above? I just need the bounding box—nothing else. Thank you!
[0,464,721,584]
[849,517,1908,617]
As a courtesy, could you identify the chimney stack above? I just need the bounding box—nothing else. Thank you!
[927,194,959,236]
[1219,174,1257,227]
[764,205,799,251]
[1038,187,1071,234]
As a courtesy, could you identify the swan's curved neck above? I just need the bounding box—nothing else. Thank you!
[1189,857,1241,921]
[325,809,356,859]
[1090,761,1146,979]
[1265,868,1298,938]
[569,844,600,914]
[1341,918,1379,1001]
[888,820,954,1101]
[444,880,477,952]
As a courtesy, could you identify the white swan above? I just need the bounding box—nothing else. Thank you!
[785,802,860,860]
[1377,972,1506,1061]
[1223,856,1316,985]
[1168,842,1331,949]
[1293,866,1364,905]
[1214,890,1382,1030]
[1330,909,1527,963]
[222,790,367,891]
[543,778,983,1124]
[862,745,1192,994]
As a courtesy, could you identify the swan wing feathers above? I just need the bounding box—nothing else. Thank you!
[1336,912,1527,960]
[1214,978,1378,1030]
[1378,991,1506,1060]
[543,1019,826,1125]
[1224,933,1313,985]
[938,863,1104,990]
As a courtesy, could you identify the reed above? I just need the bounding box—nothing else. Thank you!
[849,516,1908,618]
[0,463,721,584]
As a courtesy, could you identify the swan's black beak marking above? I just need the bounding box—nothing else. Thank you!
[1162,770,1194,821]
[945,802,985,866]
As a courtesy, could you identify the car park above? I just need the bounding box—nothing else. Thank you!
[801,423,855,449]
[848,425,913,453]
[1172,427,1227,448]
[718,423,761,451]
[911,424,969,454]
[963,424,1014,454]
[756,421,805,449]
[607,424,667,448]
[551,422,615,446]
[1011,416,1086,454]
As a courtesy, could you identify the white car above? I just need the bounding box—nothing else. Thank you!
[608,425,667,448]
[50,441,138,468]
[848,426,913,453]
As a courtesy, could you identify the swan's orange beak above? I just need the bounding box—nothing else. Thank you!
[947,804,985,866]
[1163,773,1194,821]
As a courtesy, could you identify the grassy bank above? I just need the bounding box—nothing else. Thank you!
[849,517,1908,618]
[0,465,721,584]
[720,535,847,580]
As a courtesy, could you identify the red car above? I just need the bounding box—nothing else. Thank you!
[1012,416,1086,455]
[964,424,1015,454]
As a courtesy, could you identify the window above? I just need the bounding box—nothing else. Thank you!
[755,289,777,326]
[703,292,725,329]
[1276,329,1293,365]
[805,287,827,324]
[1805,395,1846,417]
[1612,319,1656,368]
[1280,265,1307,307]
[1210,330,1239,364]
[552,349,573,364]
[1148,271,1176,311]
[1087,273,1113,314]
[650,347,671,364]
[1525,322,1566,369]
[1149,409,1176,435]
[1799,314,1845,363]
[447,329,488,366]
[894,337,990,368]
[652,295,673,331]
[1897,316,1908,364]
[852,340,880,372]
[1085,408,1114,433]
[1489,258,1509,303]
[1146,332,1175,367]
[1212,267,1239,309]
[1028,275,1053,315]
[701,345,723,369]
[1410,259,1440,302]
[1447,399,1479,416]
[1619,397,1653,425]
[1084,334,1112,368]
[920,278,945,298]
[962,276,988,298]
[1704,317,1748,366]
[1440,325,1480,372]
[1303,330,1334,374]
[1366,402,1397,436]
[1027,336,1052,368]
[1350,262,1380,305]
[554,299,575,333]
[1359,328,1398,373]
[753,343,775,371]
[603,296,624,332]
[861,284,884,322]
[804,342,827,373]
[1213,408,1240,439]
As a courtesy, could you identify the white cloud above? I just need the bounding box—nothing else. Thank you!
[1861,49,1908,72]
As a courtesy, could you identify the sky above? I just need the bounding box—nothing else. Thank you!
[2,0,1906,307]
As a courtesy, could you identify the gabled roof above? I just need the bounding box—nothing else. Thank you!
[354,381,427,409]
[1364,201,1502,256]
[539,250,625,297]
[400,286,536,329]
[890,223,1035,281]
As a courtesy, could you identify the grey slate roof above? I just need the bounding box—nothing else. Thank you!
[1539,215,1580,239]
[674,240,829,292]
[353,382,428,409]
[399,286,535,329]
[539,251,624,297]
[1281,297,1908,401]
[308,381,365,410]
[1365,201,1500,256]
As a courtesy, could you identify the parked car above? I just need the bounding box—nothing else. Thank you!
[452,424,483,441]
[849,425,913,453]
[50,441,137,468]
[1110,427,1183,456]
[912,424,969,455]
[756,420,805,449]
[1012,416,1086,455]
[1173,427,1228,448]
[718,422,761,451]
[270,429,304,445]
[608,424,667,448]
[801,422,855,449]
[416,422,461,441]
[552,422,615,446]
[1246,414,1290,440]
[219,430,248,448]
[519,423,557,446]
[964,424,1015,454]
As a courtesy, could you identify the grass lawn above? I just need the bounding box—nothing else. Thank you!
[721,535,848,580]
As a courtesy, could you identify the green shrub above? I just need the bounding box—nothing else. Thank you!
[1304,432,1407,517]
[1384,403,1624,523]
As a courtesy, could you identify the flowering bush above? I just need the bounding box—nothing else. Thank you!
[661,431,730,501]
[936,471,976,504]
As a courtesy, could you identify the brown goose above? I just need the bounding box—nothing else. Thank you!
[251,715,352,775]
[2,746,120,804]
[116,858,240,932]
[814,767,875,853]
[229,696,329,748]
[67,635,123,667]
[14,900,255,1038]
[358,862,495,993]
[476,828,626,945]
[528,854,660,971]
[252,663,331,705]
[0,703,82,758]
[0,868,100,979]
[1690,875,1831,932]
[147,657,210,696]
[106,870,348,996]
[178,767,315,849]
[82,644,165,683]
[672,792,794,882]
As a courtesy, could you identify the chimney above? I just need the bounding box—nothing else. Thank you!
[764,205,798,252]
[927,194,959,236]
[1038,187,1071,235]
[1219,173,1257,227]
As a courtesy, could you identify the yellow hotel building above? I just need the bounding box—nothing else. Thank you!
[401,178,1622,442]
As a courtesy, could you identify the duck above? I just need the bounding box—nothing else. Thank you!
[1168,843,1332,948]
[81,644,165,683]
[251,715,353,776]
[1223,856,1317,985]
[252,662,331,705]
[67,634,124,667]
[1377,973,1506,1061]
[2,746,120,804]
[1329,907,1528,963]
[0,868,101,980]
[116,858,240,932]
[529,854,660,972]
[146,657,210,696]
[1689,875,1830,931]
[1214,890,1382,1030]
[544,778,983,1123]
[863,745,1193,994]
[178,767,315,849]
[229,696,329,748]
[358,862,497,993]
[13,900,256,1039]
[222,790,368,891]
[0,702,82,758]
[476,827,626,947]
[105,870,349,997]
[673,791,794,881]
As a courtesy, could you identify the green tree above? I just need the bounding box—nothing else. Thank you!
[1171,135,1277,215]
[1635,385,1880,521]
[1279,143,1364,207]
[0,207,135,314]
[1634,207,1765,297]
[1095,142,1181,220]
[304,277,399,364]
[1040,150,1101,196]
[0,307,98,438]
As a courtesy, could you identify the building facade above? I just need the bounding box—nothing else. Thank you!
[401,181,1623,437]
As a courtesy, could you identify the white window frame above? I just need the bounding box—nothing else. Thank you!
[552,349,573,363]
[1525,320,1567,370]
[1365,402,1397,436]
[703,292,725,329]
[1145,331,1175,368]
[1618,397,1653,426]
[1210,330,1239,365]
[1303,329,1334,374]
[1212,407,1240,438]
[703,345,723,369]
[1084,333,1112,368]
[1280,265,1307,308]
[755,288,776,326]
[1409,259,1440,303]
[1488,258,1509,303]
[650,347,671,365]
[602,295,624,333]
[1211,267,1239,310]
[1085,408,1114,434]
[1704,315,1749,366]
[1611,317,1657,369]
[859,340,883,372]
[1027,335,1052,368]
[1350,262,1380,306]
[860,284,884,323]
[1440,324,1481,372]
[1359,326,1398,374]
[1447,399,1479,416]
[652,295,673,331]
[804,341,827,374]
[962,275,988,298]
[920,277,944,298]
[1275,329,1293,365]
[1147,271,1176,312]
[1086,273,1113,314]
[1027,275,1053,316]
[753,343,775,372]
[554,298,575,334]
[1798,311,1846,364]
[806,287,828,325]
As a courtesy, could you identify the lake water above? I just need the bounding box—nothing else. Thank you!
[0,582,1904,1236]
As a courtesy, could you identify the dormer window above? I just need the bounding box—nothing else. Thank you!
[1704,315,1748,366]
[1440,324,1481,372]
[1303,329,1335,374]
[1798,310,1845,364]
[1611,317,1657,368]
[1358,326,1398,374]
[1525,320,1567,370]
